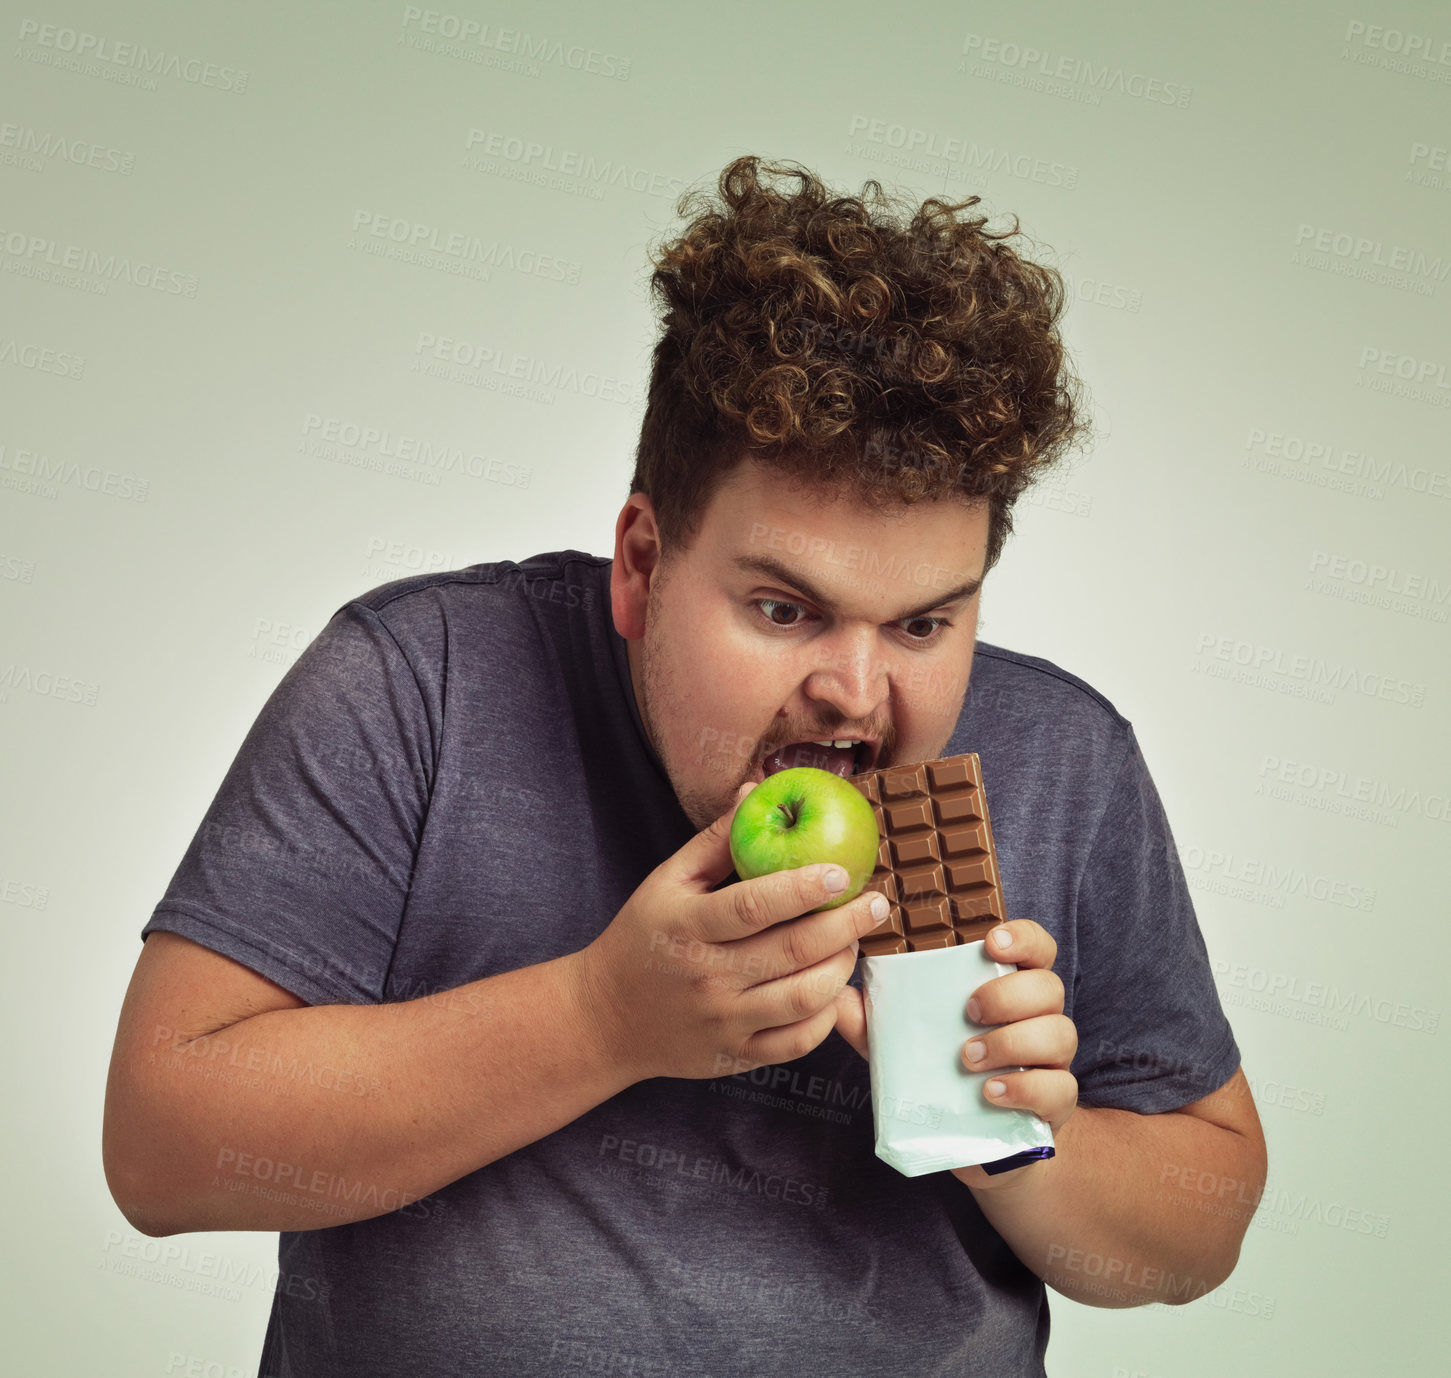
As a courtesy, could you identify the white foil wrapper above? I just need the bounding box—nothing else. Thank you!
[861,940,1055,1177]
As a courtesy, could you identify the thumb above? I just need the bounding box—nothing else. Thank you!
[832,982,869,1062]
[664,781,755,893]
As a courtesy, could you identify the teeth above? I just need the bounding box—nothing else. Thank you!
[809,739,860,749]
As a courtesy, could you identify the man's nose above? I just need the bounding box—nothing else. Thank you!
[802,633,888,721]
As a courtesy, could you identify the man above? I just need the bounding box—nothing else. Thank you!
[103,156,1265,1376]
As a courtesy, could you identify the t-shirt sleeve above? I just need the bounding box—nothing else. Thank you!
[140,601,432,1006]
[1067,727,1241,1113]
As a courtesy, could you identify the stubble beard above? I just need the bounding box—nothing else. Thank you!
[635,590,745,833]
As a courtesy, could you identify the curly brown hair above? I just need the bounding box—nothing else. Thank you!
[629,154,1088,573]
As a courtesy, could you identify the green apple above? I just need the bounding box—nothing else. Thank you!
[729,766,880,911]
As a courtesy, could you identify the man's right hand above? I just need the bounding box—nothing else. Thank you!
[570,782,889,1082]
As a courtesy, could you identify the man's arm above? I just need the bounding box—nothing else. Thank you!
[943,922,1267,1308]
[103,931,635,1237]
[833,920,1267,1308]
[961,1066,1267,1308]
[105,788,883,1237]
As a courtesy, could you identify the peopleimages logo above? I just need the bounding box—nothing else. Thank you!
[1242,426,1451,501]
[1292,224,1448,298]
[0,661,100,707]
[361,535,473,579]
[1408,142,1451,192]
[463,131,685,201]
[846,116,1078,190]
[1257,754,1451,827]
[0,336,84,379]
[0,118,135,174]
[15,19,248,92]
[0,438,149,502]
[1340,18,1451,69]
[1356,347,1451,407]
[1191,633,1427,708]
[348,210,581,285]
[662,1256,882,1324]
[299,413,532,489]
[101,1230,324,1306]
[412,330,635,405]
[0,225,198,296]
[398,7,631,80]
[960,32,1192,107]
[1060,271,1142,313]
[2,872,50,909]
[596,1134,831,1209]
[1178,844,1374,912]
[1158,1165,1391,1240]
[0,554,36,585]
[1213,959,1439,1035]
[1305,551,1451,624]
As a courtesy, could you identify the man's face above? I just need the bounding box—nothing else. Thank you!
[611,460,990,831]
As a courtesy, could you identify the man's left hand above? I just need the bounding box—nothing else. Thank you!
[832,919,1079,1189]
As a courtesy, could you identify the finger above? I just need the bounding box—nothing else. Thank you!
[737,944,858,1035]
[983,920,1057,972]
[831,983,869,1061]
[697,861,867,945]
[741,991,843,1069]
[967,968,1065,1026]
[961,1013,1078,1074]
[731,888,887,982]
[980,1068,1078,1133]
[662,782,756,894]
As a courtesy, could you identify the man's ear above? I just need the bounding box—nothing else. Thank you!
[611,493,661,641]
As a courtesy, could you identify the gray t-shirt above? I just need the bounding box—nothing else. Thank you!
[141,550,1240,1378]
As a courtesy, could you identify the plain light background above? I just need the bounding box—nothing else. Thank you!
[2,2,1447,1374]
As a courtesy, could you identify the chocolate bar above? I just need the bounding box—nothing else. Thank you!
[848,752,1006,956]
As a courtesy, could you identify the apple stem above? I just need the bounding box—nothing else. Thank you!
[775,802,800,827]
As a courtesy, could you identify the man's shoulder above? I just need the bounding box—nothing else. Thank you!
[315,550,612,654]
[955,644,1145,858]
[290,551,611,690]
[955,640,1135,791]
[346,549,610,619]
[966,641,1130,731]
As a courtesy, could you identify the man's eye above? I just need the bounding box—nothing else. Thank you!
[901,616,951,641]
[757,599,806,627]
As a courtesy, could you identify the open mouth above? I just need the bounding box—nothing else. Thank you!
[761,738,875,779]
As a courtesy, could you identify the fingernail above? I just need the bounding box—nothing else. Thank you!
[821,866,848,893]
[965,1040,986,1064]
[849,938,860,958]
[966,997,982,1023]
[986,1079,1006,1098]
[993,926,1012,950]
[869,893,889,920]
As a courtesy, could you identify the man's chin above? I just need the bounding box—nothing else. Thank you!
[679,775,757,832]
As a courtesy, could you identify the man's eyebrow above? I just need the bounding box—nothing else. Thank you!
[732,553,983,622]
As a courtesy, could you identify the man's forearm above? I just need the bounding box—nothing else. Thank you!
[107,952,635,1236]
[957,1096,1267,1308]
